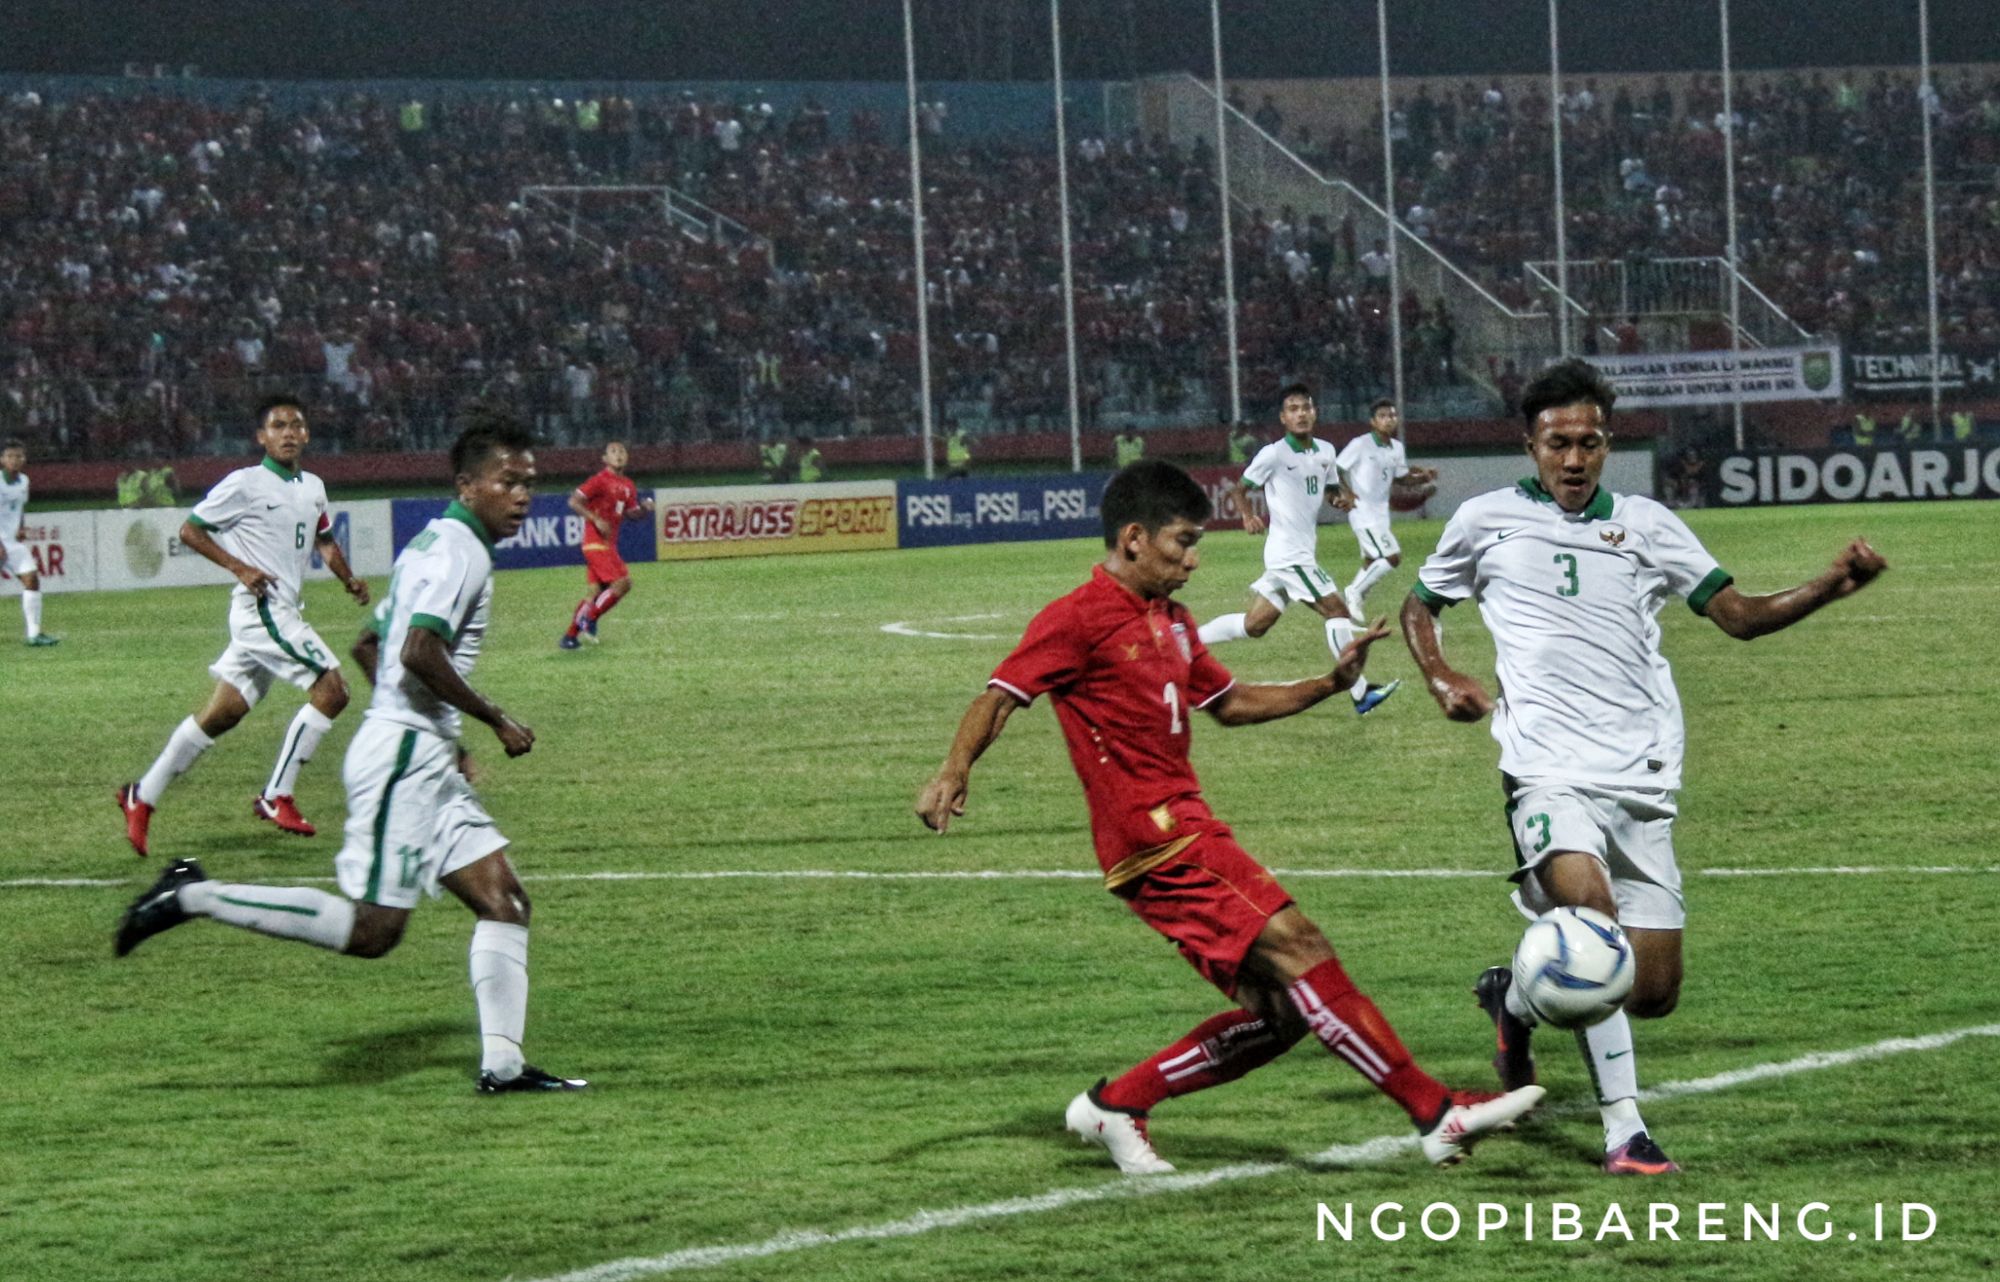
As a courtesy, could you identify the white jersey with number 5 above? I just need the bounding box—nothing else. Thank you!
[370,504,495,741]
[1414,479,1732,790]
[187,457,330,610]
[1241,435,1339,571]
[1334,431,1409,524]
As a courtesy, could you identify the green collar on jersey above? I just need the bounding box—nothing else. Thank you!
[1,470,18,484]
[442,500,495,549]
[1283,432,1314,454]
[260,456,301,482]
[1370,430,1390,447]
[1519,475,1614,521]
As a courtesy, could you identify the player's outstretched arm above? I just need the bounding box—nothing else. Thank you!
[1208,619,1390,725]
[1703,538,1887,641]
[179,521,274,597]
[1226,480,1266,535]
[1401,590,1493,722]
[917,687,1020,833]
[401,628,534,757]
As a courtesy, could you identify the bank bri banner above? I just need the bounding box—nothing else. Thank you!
[897,472,1109,548]
[1714,443,2000,506]
[390,493,656,568]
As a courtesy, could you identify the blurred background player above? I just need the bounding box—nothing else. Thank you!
[116,411,584,1094]
[117,396,370,854]
[1335,398,1438,622]
[918,460,1541,1173]
[1401,359,1886,1174]
[1198,383,1397,715]
[561,440,653,649]
[0,439,59,645]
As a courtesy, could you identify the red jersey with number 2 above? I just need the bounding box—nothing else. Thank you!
[989,565,1236,874]
[577,468,641,552]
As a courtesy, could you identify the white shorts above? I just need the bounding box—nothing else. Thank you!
[1348,514,1400,561]
[335,717,508,911]
[1,536,34,578]
[1251,563,1338,612]
[1505,780,1684,930]
[209,594,340,708]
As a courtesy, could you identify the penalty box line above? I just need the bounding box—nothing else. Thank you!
[7,864,1999,892]
[516,1021,2000,1282]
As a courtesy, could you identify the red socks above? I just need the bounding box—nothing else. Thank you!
[1285,957,1448,1125]
[566,588,623,639]
[1099,1008,1298,1113]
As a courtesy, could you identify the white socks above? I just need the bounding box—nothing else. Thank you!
[1345,559,1392,611]
[470,921,530,1079]
[180,880,356,951]
[1326,618,1369,699]
[265,706,334,799]
[22,589,42,638]
[139,717,215,807]
[1577,1010,1647,1150]
[1197,612,1249,645]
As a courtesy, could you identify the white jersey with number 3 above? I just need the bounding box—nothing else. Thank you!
[1415,480,1732,790]
[188,458,330,610]
[1241,435,1338,571]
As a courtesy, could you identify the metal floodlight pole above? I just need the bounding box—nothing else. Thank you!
[1376,0,1405,417]
[1211,0,1243,428]
[1919,0,1943,439]
[1050,0,1084,472]
[902,0,937,478]
[1721,0,1745,450]
[1548,0,1571,359]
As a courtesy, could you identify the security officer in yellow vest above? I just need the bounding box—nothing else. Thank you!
[1950,409,1974,442]
[1851,412,1875,447]
[1897,412,1925,444]
[795,436,824,484]
[1227,422,1258,464]
[1114,428,1145,469]
[945,424,972,478]
[759,438,790,482]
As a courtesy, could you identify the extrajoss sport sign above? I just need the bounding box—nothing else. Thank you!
[1716,444,2000,506]
[655,481,897,560]
[897,473,1105,547]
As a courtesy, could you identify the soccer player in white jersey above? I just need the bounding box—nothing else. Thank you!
[0,439,59,646]
[1198,382,1398,714]
[1401,360,1886,1174]
[117,397,370,854]
[1334,399,1438,622]
[115,411,586,1094]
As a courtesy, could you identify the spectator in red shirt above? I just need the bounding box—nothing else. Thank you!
[917,461,1542,1174]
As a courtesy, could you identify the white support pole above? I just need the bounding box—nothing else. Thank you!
[1548,0,1571,358]
[1376,0,1405,416]
[1919,0,1943,439]
[1721,0,1745,450]
[1050,0,1084,472]
[1210,0,1243,428]
[902,0,937,477]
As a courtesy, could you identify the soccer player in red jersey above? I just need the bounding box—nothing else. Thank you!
[917,461,1542,1172]
[561,441,653,650]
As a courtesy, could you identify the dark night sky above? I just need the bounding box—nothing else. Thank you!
[4,0,1994,82]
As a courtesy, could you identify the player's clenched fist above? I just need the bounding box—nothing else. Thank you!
[916,773,968,833]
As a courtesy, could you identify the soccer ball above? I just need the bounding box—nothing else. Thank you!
[1510,906,1635,1030]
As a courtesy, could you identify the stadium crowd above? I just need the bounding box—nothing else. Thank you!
[1,66,1994,459]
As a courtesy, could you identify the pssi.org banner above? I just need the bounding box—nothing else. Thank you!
[391,493,655,568]
[897,473,1107,548]
[1716,444,2000,506]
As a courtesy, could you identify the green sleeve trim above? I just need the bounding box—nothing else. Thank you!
[1240,479,1261,491]
[1687,566,1734,616]
[409,613,456,643]
[1412,581,1459,609]
[186,513,219,530]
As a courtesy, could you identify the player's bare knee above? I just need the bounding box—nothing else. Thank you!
[613,576,633,597]
[312,672,349,717]
[1626,984,1679,1020]
[345,907,407,959]
[1386,553,1402,568]
[1255,909,1335,979]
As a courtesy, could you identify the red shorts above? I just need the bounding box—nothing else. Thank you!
[583,546,628,585]
[1120,822,1294,997]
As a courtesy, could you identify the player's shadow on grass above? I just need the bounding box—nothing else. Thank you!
[317,1020,469,1085]
[879,1107,1306,1170]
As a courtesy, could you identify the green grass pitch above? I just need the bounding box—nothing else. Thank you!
[1,498,1995,1281]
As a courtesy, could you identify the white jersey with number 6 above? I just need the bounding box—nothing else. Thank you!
[187,457,330,611]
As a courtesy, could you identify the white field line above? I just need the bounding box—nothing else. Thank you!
[8,864,1999,892]
[514,1022,2000,1282]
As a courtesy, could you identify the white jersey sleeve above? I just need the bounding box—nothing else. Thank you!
[1415,502,1482,604]
[1334,436,1364,481]
[190,470,252,532]
[402,538,485,643]
[1637,499,1732,611]
[1241,442,1280,490]
[1391,439,1411,480]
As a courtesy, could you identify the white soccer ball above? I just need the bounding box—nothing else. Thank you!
[1510,906,1636,1030]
